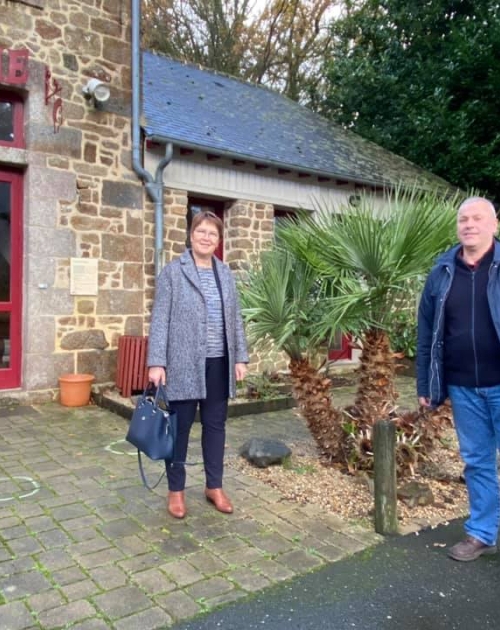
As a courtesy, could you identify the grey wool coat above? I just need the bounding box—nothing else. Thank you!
[147,250,249,401]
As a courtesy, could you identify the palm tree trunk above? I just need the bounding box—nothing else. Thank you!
[354,328,397,425]
[289,357,343,461]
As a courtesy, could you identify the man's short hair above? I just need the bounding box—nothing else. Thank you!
[458,196,497,218]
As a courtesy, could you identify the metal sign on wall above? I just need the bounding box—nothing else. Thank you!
[70,258,98,296]
[0,48,29,84]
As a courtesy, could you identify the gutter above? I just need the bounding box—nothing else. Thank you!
[131,0,173,277]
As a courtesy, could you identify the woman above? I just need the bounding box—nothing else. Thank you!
[147,211,248,519]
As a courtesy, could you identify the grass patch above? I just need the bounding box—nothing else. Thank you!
[282,456,317,475]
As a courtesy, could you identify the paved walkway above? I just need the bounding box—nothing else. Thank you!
[171,517,499,630]
[0,403,382,630]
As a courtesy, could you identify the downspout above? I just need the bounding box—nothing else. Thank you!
[131,0,173,277]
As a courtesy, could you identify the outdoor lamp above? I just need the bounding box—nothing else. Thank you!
[82,78,111,106]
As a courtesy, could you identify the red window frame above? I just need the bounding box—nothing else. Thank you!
[328,335,353,361]
[0,167,23,389]
[0,93,25,149]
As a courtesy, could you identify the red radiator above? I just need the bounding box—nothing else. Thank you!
[116,335,149,397]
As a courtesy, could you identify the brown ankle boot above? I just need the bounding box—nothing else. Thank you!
[167,491,186,519]
[205,488,233,514]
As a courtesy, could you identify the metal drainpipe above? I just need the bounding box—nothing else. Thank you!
[131,0,173,278]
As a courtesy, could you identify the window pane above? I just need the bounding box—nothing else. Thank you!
[0,313,10,369]
[0,102,14,143]
[0,181,11,301]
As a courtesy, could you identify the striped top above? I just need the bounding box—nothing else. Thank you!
[197,267,226,357]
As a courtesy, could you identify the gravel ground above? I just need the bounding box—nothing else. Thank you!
[229,432,468,532]
[227,375,469,533]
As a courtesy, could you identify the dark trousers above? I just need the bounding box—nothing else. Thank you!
[166,357,229,492]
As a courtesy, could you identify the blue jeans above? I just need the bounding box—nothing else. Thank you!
[448,385,500,546]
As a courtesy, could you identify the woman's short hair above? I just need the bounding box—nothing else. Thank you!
[191,211,223,240]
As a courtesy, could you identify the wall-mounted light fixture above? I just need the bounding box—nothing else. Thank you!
[82,78,110,106]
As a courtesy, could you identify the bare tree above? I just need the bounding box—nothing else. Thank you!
[250,0,333,100]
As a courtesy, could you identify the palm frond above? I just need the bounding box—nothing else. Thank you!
[238,248,325,360]
[277,183,460,331]
[308,287,384,345]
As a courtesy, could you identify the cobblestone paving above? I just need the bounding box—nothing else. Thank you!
[0,403,382,630]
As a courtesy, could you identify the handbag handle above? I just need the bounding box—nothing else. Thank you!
[142,381,170,411]
[132,382,172,491]
[137,451,166,490]
[134,383,200,492]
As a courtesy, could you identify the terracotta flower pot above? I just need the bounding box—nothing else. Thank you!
[58,373,95,407]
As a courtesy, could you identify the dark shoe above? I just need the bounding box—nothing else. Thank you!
[205,488,233,514]
[167,491,186,519]
[448,535,497,562]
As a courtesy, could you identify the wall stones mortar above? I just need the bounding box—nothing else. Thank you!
[223,200,288,373]
[0,0,147,394]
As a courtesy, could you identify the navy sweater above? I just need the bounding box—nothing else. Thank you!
[444,248,500,387]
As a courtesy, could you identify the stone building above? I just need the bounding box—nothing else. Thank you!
[0,0,449,401]
[1,0,139,400]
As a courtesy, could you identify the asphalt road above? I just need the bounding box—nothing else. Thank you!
[173,518,500,630]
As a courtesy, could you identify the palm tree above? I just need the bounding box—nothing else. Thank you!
[240,186,460,469]
[238,247,345,460]
[279,186,459,423]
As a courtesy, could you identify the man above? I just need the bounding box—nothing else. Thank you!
[417,196,500,562]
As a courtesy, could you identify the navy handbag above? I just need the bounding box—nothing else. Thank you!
[126,383,177,489]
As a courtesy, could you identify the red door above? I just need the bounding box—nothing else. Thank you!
[328,331,352,361]
[0,168,23,389]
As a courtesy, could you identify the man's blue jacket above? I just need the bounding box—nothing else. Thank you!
[416,239,500,407]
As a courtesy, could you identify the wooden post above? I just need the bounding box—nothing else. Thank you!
[373,419,398,535]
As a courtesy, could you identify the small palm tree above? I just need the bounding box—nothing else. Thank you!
[239,248,344,460]
[240,185,459,470]
[279,186,459,425]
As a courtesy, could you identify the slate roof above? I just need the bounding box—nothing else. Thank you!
[142,50,450,190]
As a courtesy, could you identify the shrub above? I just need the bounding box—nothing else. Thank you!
[389,310,417,359]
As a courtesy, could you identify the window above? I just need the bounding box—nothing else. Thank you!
[274,208,297,225]
[0,93,24,148]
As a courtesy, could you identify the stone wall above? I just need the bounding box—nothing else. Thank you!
[143,187,189,318]
[224,199,274,270]
[159,195,275,269]
[162,188,189,262]
[224,200,288,372]
[0,0,141,395]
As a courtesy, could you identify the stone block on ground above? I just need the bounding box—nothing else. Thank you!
[239,438,291,468]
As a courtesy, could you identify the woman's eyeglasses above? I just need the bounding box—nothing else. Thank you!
[193,228,219,240]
